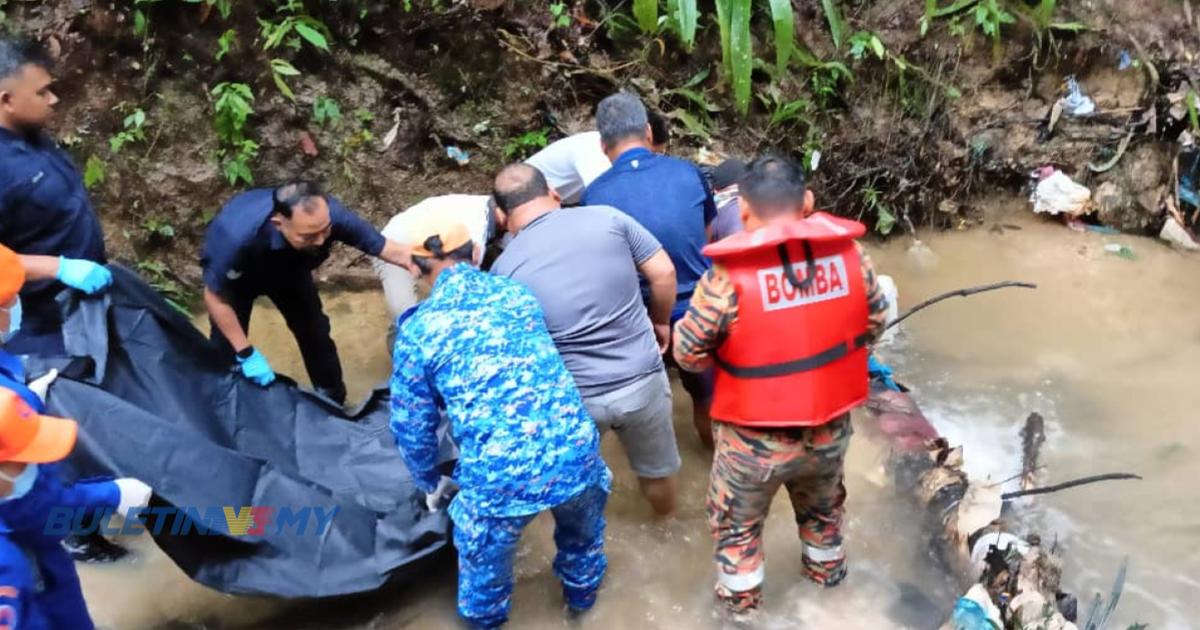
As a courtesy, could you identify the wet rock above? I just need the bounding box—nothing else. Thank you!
[1091,145,1167,232]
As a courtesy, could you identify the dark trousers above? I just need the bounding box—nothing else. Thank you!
[210,273,346,404]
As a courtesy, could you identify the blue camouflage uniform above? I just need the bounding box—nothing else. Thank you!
[0,128,107,356]
[0,349,120,630]
[389,264,611,628]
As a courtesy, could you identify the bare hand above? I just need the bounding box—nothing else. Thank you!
[653,323,671,355]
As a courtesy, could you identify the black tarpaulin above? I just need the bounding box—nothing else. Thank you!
[34,265,453,598]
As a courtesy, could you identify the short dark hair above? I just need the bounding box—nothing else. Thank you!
[0,37,52,83]
[492,163,550,214]
[412,239,475,275]
[648,110,670,147]
[272,180,324,219]
[595,91,649,146]
[711,158,748,191]
[739,155,807,219]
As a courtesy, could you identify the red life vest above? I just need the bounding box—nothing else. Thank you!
[703,212,870,428]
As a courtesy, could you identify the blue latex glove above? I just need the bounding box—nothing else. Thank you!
[56,257,113,294]
[236,348,276,386]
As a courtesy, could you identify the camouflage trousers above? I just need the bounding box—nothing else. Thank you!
[449,483,609,628]
[705,415,853,612]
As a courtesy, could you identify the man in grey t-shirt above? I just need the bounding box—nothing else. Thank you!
[490,163,681,516]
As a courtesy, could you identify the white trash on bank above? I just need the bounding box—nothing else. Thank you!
[1160,216,1200,250]
[1061,75,1095,116]
[1031,169,1092,217]
[877,275,900,345]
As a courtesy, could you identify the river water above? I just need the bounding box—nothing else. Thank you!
[78,209,1199,629]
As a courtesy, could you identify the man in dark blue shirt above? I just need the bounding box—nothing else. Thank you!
[201,181,414,404]
[581,91,718,448]
[0,37,113,356]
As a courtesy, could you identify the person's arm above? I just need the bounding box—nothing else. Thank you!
[639,250,675,352]
[858,243,889,344]
[16,255,58,281]
[672,265,737,372]
[204,287,250,353]
[0,558,31,629]
[378,239,415,273]
[388,331,442,494]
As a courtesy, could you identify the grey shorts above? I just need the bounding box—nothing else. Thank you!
[582,369,681,479]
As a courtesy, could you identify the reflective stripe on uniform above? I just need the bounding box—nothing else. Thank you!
[804,543,845,563]
[716,563,765,592]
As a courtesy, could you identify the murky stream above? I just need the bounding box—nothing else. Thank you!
[78,207,1198,629]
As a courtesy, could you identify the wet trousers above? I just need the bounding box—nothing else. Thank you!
[209,271,346,404]
[705,415,853,611]
[450,483,609,628]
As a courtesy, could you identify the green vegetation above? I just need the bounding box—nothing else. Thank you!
[109,107,148,154]
[503,128,550,160]
[83,156,106,190]
[549,2,571,29]
[135,260,191,315]
[313,96,342,127]
[211,82,258,185]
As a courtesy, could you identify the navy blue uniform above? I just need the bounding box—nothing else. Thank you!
[0,128,106,356]
[201,189,386,403]
[0,351,120,630]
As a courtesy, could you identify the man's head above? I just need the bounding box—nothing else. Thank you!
[738,155,814,230]
[0,244,25,341]
[491,163,559,234]
[270,181,333,252]
[0,38,57,133]
[0,388,77,497]
[595,91,651,160]
[711,158,748,193]
[647,110,670,153]
[407,215,478,287]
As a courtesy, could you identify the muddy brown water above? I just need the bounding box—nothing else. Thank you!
[78,210,1198,629]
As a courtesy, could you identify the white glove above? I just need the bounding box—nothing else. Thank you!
[26,369,58,404]
[114,478,153,519]
[425,476,457,512]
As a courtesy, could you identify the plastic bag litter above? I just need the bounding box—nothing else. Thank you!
[1060,75,1095,116]
[1032,170,1092,217]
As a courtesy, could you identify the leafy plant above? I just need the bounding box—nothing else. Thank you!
[258,10,330,52]
[215,29,237,61]
[848,31,886,61]
[313,96,342,127]
[135,260,190,315]
[709,0,797,115]
[1188,91,1199,132]
[141,217,176,240]
[768,0,794,73]
[109,108,148,154]
[212,82,257,185]
[974,0,1015,46]
[667,0,700,51]
[632,0,657,33]
[503,127,550,159]
[83,156,106,190]
[549,2,571,28]
[820,0,846,49]
[756,83,812,130]
[863,184,896,235]
[269,58,301,100]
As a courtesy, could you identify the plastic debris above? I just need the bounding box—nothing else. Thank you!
[1160,217,1200,250]
[1032,169,1092,217]
[1104,243,1135,259]
[809,150,822,172]
[1060,75,1095,116]
[1117,49,1133,70]
[446,145,471,166]
[1084,223,1120,235]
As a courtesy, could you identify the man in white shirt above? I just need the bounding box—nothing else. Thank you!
[374,194,495,317]
[525,112,669,205]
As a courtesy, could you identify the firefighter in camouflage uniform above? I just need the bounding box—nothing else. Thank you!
[672,155,889,614]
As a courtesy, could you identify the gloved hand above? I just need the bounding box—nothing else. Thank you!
[26,368,58,404]
[236,347,276,387]
[425,475,457,512]
[56,258,113,295]
[113,478,153,519]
